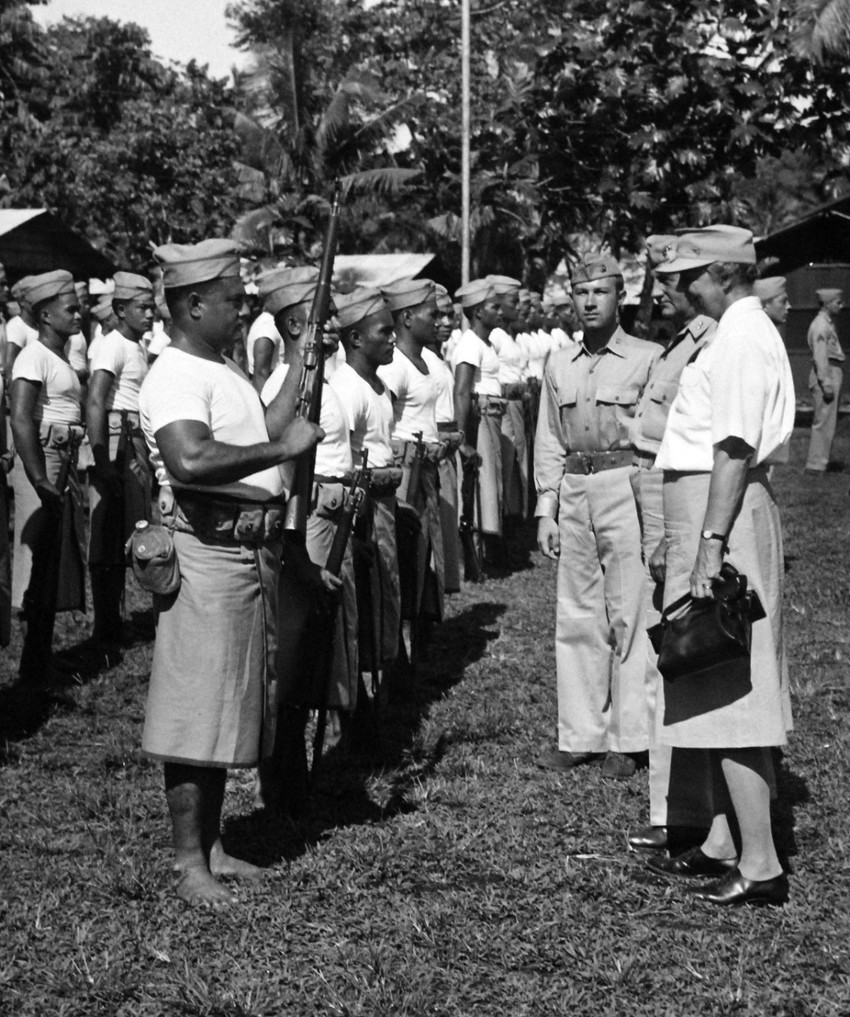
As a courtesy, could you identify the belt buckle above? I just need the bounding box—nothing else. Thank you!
[583,453,594,475]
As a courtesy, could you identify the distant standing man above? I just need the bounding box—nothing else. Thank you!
[535,255,660,779]
[10,272,87,685]
[86,272,155,653]
[805,288,845,473]
[331,288,402,682]
[753,277,790,331]
[378,278,444,657]
[138,239,322,904]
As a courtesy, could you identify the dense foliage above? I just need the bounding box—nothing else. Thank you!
[3,0,850,275]
[0,2,241,269]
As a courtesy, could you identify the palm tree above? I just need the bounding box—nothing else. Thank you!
[794,0,850,61]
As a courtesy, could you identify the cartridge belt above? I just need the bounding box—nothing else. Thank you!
[563,449,634,476]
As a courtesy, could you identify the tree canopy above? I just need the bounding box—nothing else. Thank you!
[0,3,241,269]
[3,0,850,278]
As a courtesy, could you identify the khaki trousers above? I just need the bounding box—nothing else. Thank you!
[806,364,843,471]
[635,467,712,827]
[555,467,648,753]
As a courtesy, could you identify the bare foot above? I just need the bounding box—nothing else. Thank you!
[209,841,265,882]
[175,866,235,905]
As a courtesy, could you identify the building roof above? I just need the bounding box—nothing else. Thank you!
[756,193,850,273]
[0,209,115,280]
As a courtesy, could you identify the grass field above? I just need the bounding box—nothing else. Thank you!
[2,424,849,1016]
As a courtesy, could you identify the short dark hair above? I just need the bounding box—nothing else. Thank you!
[709,262,758,289]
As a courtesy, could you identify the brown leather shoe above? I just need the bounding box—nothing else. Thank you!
[646,846,738,879]
[534,749,603,772]
[693,868,789,907]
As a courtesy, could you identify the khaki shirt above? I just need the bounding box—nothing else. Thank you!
[534,326,660,518]
[808,309,844,381]
[630,316,716,454]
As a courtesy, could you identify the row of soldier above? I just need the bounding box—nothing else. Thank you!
[0,228,803,905]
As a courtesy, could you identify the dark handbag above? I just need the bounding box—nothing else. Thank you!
[648,563,766,681]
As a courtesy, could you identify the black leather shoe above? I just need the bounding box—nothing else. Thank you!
[628,825,710,853]
[646,846,738,879]
[535,749,603,772]
[693,868,789,907]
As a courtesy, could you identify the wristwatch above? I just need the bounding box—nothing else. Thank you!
[700,529,727,542]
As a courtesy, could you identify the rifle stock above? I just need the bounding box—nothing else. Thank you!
[284,185,343,536]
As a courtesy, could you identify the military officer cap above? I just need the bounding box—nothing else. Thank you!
[257,265,320,315]
[551,289,573,307]
[754,277,787,302]
[655,225,756,274]
[113,271,153,301]
[645,234,679,269]
[486,274,522,294]
[454,278,494,309]
[570,254,623,284]
[382,277,436,312]
[335,287,387,330]
[154,238,242,290]
[27,270,76,308]
[816,287,843,303]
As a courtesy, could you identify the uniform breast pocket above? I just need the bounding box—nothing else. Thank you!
[595,384,640,407]
[649,380,679,407]
[556,386,578,409]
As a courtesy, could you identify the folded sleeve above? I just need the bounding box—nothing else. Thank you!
[454,332,483,369]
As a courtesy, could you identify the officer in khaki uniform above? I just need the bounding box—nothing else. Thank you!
[805,287,845,472]
[627,235,716,850]
[535,255,660,779]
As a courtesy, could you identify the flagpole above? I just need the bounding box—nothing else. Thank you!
[461,0,471,284]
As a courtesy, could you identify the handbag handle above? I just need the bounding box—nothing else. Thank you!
[660,590,692,622]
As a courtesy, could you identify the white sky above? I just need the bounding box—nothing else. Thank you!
[32,0,248,80]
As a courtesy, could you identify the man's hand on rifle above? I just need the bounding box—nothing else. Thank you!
[459,442,481,465]
[278,418,325,460]
[35,477,63,512]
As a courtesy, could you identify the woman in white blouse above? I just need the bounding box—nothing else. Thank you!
[649,227,795,907]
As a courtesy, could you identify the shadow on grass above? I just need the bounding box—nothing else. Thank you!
[0,683,74,765]
[773,747,810,871]
[223,600,507,868]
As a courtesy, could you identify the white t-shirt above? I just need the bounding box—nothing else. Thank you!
[453,328,502,397]
[139,346,285,500]
[90,330,149,412]
[377,347,439,443]
[65,333,88,375]
[6,316,37,349]
[246,311,283,376]
[550,327,575,351]
[489,326,527,387]
[656,296,795,472]
[261,362,352,478]
[329,362,394,467]
[422,347,455,424]
[12,340,82,425]
[6,317,87,373]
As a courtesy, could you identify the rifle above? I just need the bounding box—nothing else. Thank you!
[311,450,371,780]
[33,449,73,615]
[459,451,483,582]
[283,185,343,536]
